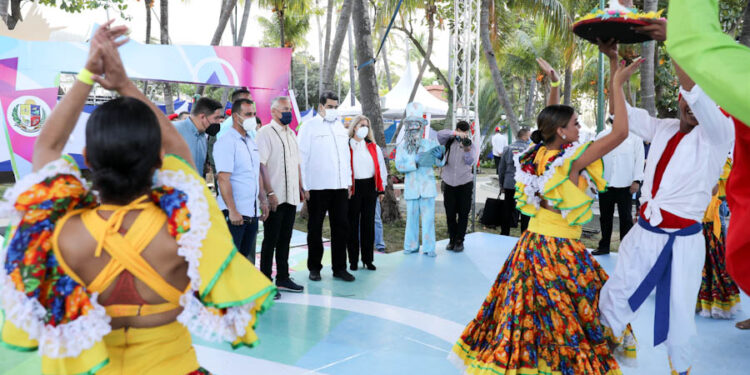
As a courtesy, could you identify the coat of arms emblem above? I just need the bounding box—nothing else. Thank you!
[6,96,50,136]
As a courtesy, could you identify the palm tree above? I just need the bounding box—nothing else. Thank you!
[741,0,750,46]
[258,0,311,48]
[640,0,658,115]
[211,0,238,45]
[160,0,175,114]
[258,12,311,49]
[321,0,354,93]
[351,0,400,222]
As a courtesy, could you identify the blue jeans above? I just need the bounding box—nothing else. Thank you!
[223,210,259,264]
[374,199,386,251]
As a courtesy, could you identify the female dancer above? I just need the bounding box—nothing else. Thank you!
[346,115,387,270]
[449,57,641,374]
[0,23,275,374]
[697,157,741,319]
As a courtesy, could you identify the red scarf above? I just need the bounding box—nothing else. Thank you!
[349,140,384,194]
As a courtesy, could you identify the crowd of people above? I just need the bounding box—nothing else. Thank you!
[1,0,749,373]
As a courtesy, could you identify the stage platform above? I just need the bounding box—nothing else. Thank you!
[1,232,749,374]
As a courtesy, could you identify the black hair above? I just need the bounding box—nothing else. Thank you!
[532,105,576,144]
[517,127,530,138]
[319,91,339,105]
[231,98,255,115]
[456,120,470,132]
[85,97,162,205]
[177,111,189,117]
[191,97,223,116]
[256,117,262,126]
[231,88,251,102]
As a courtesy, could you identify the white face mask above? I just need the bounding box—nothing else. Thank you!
[356,126,369,139]
[241,117,256,132]
[324,109,339,122]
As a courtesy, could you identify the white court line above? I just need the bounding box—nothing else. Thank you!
[305,351,372,374]
[276,293,464,343]
[404,337,450,354]
[194,344,328,375]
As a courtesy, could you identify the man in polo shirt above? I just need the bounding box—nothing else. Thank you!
[214,98,269,263]
[256,96,305,295]
[173,97,224,177]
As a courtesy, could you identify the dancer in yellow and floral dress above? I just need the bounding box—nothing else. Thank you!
[449,58,641,375]
[0,23,275,374]
[697,157,740,319]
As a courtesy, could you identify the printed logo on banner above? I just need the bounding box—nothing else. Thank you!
[6,96,51,136]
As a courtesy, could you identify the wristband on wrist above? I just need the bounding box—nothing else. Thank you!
[550,80,561,88]
[267,191,276,197]
[77,68,95,86]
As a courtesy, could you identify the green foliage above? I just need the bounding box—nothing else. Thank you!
[258,12,311,49]
[39,0,130,19]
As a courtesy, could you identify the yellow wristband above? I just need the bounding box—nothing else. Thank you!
[76,68,95,86]
[550,80,561,88]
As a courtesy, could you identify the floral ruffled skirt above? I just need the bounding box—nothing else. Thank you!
[697,222,741,319]
[449,231,627,375]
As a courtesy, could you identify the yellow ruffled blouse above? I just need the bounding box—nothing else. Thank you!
[514,142,607,239]
[702,157,732,237]
[0,154,276,374]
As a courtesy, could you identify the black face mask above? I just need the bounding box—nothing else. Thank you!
[206,123,221,137]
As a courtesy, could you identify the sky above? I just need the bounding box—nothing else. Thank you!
[30,0,452,84]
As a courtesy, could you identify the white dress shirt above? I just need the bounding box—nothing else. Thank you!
[625,84,734,225]
[492,133,508,157]
[350,138,375,179]
[595,129,645,188]
[213,127,261,217]
[297,114,352,191]
[256,120,301,206]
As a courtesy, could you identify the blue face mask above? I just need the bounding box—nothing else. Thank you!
[280,112,293,125]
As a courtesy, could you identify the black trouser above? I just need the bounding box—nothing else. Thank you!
[222,210,258,263]
[500,188,529,235]
[443,181,473,244]
[307,189,349,273]
[260,203,297,282]
[347,178,377,266]
[598,187,634,251]
[494,156,502,171]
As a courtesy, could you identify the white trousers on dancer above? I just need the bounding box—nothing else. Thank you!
[599,223,705,373]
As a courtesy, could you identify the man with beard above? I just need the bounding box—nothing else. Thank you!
[173,97,224,177]
[596,35,734,375]
[395,103,445,257]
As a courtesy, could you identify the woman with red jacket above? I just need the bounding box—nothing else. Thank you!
[347,115,388,271]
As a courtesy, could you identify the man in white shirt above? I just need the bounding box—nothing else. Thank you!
[298,91,355,282]
[597,37,734,375]
[491,126,508,171]
[592,127,645,255]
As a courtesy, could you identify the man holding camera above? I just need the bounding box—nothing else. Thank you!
[437,121,476,252]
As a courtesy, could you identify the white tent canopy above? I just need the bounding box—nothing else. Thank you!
[381,63,448,119]
[338,89,362,117]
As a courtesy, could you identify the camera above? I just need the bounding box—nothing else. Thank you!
[456,136,472,147]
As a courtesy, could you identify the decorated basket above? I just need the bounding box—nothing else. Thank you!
[573,1,664,44]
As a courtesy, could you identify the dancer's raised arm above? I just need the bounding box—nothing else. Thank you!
[570,58,643,178]
[536,57,560,106]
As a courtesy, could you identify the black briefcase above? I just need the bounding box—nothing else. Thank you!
[480,196,503,227]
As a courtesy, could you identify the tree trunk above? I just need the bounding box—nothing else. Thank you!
[348,22,356,105]
[351,0,399,223]
[322,0,354,93]
[7,0,20,30]
[144,0,152,97]
[278,11,285,47]
[160,0,175,114]
[406,5,434,110]
[563,66,572,106]
[0,0,9,25]
[323,0,334,68]
[480,0,519,135]
[740,0,750,47]
[523,77,537,124]
[638,0,658,115]
[316,0,325,96]
[381,33,393,90]
[211,0,237,46]
[229,8,237,45]
[237,0,252,45]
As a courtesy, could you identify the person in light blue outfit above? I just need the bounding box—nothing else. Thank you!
[395,104,445,257]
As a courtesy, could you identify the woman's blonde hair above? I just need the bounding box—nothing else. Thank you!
[348,115,374,142]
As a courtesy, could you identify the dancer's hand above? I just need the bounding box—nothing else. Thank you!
[536,57,560,83]
[597,38,619,61]
[634,18,667,42]
[614,57,644,87]
[91,25,131,92]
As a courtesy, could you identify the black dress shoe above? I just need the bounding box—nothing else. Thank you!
[333,270,356,282]
[591,248,610,256]
[446,242,455,251]
[364,263,376,271]
[350,263,358,271]
[274,291,281,300]
[276,278,304,293]
[454,241,464,252]
[309,270,322,281]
